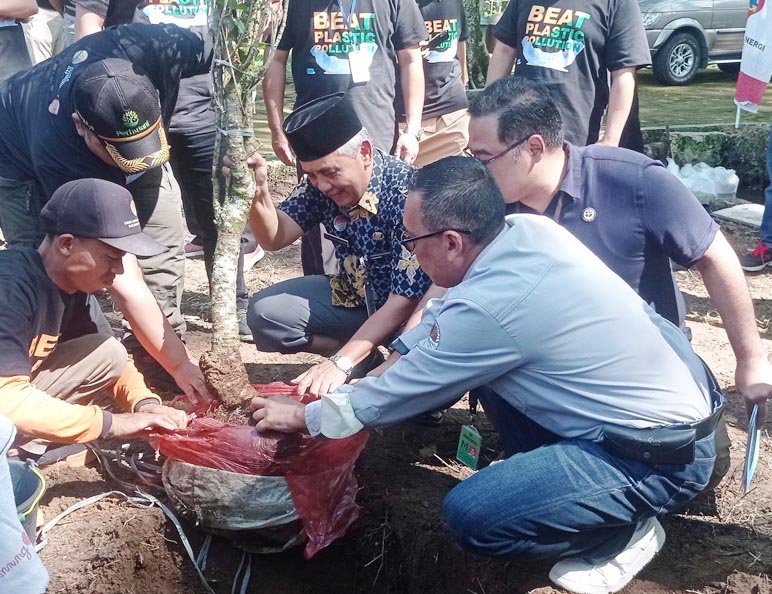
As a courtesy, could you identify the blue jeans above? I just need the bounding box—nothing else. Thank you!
[442,388,716,563]
[759,124,772,247]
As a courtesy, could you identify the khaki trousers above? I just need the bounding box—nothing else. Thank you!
[414,108,470,168]
[18,334,127,454]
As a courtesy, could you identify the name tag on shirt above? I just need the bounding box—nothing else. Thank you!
[456,424,482,470]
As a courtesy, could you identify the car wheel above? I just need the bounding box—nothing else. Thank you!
[653,32,702,85]
[717,62,741,74]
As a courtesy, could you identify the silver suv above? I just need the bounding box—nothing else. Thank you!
[639,0,748,85]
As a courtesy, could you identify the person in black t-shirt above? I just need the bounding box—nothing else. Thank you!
[398,0,470,167]
[0,23,211,339]
[0,179,201,454]
[0,0,37,83]
[486,0,650,148]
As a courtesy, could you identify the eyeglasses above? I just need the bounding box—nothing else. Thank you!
[464,136,529,166]
[400,229,470,253]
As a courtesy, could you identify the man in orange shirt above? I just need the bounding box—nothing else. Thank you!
[0,178,190,453]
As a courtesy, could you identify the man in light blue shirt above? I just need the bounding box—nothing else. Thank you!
[250,157,722,594]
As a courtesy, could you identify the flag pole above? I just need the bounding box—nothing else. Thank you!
[735,105,741,128]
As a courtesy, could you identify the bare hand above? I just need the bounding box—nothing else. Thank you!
[271,131,296,166]
[250,395,307,432]
[170,360,214,406]
[247,151,270,187]
[418,39,430,59]
[735,358,772,424]
[109,408,188,439]
[395,133,419,164]
[291,360,348,397]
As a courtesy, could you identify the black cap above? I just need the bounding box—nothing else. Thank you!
[283,92,363,162]
[73,58,169,174]
[40,179,166,257]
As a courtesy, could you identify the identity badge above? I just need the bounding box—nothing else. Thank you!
[456,424,482,469]
[348,48,371,83]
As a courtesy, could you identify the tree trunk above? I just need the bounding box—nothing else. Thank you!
[200,0,287,411]
[200,84,259,410]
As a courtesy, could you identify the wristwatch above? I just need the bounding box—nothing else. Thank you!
[329,354,355,376]
[401,125,424,141]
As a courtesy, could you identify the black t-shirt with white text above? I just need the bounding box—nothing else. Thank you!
[493,0,650,145]
[0,247,97,377]
[408,0,468,119]
[278,0,426,151]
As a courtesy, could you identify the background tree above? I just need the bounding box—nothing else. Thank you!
[199,0,287,409]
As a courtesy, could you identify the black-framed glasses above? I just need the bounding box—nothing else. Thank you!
[400,229,470,253]
[464,136,528,166]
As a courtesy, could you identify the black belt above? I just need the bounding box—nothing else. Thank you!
[676,360,726,440]
[672,401,724,441]
[602,365,726,465]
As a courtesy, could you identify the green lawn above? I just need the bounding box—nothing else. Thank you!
[638,66,772,128]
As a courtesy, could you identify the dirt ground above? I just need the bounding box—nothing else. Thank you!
[34,175,772,594]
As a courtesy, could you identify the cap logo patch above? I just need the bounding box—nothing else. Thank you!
[122,110,140,128]
[116,110,150,137]
[72,50,88,65]
[581,207,596,223]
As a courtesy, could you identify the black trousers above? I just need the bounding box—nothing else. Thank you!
[168,127,250,308]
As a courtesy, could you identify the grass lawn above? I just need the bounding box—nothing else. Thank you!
[638,65,772,128]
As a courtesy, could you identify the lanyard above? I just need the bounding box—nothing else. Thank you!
[336,0,357,29]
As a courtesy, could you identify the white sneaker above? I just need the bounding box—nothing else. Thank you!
[242,244,265,273]
[548,516,665,594]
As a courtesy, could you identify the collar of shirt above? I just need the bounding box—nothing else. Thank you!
[507,143,583,219]
[342,149,386,218]
[556,142,583,203]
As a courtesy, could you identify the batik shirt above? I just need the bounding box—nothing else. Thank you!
[279,149,431,309]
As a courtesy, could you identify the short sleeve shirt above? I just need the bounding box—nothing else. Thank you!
[493,0,650,145]
[279,149,431,309]
[398,0,468,119]
[278,0,426,151]
[508,144,719,327]
[0,247,97,377]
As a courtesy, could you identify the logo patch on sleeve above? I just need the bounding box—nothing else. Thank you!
[428,322,441,349]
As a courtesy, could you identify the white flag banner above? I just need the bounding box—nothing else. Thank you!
[735,0,772,114]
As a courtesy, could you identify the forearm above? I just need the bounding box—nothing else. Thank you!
[111,360,160,412]
[601,67,636,146]
[486,42,517,84]
[0,376,105,443]
[108,258,193,377]
[74,6,103,39]
[457,41,468,86]
[1,0,37,20]
[335,295,420,365]
[398,47,425,130]
[696,234,768,372]
[249,183,292,250]
[263,57,288,133]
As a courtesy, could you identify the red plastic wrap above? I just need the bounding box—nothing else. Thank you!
[150,383,368,558]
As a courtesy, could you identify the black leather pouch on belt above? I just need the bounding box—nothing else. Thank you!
[601,425,696,465]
